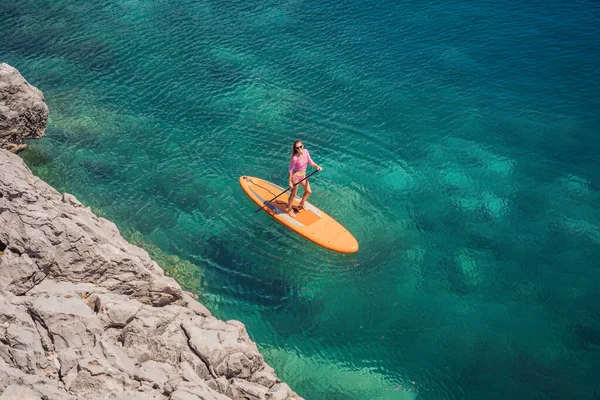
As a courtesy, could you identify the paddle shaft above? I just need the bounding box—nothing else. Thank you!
[255,169,319,212]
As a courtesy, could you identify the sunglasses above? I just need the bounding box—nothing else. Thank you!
[295,145,303,150]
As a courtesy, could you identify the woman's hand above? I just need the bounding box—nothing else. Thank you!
[317,165,323,172]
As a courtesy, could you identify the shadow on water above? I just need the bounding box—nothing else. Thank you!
[80,159,117,181]
[59,38,118,74]
[191,231,327,334]
[46,126,73,144]
[269,295,326,337]
[207,60,252,87]
[573,321,600,350]
[199,235,299,308]
[20,146,51,167]
[510,351,576,399]
[180,234,328,338]
[46,124,101,149]
[0,6,60,59]
[453,340,578,399]
[440,256,473,297]
[145,171,216,216]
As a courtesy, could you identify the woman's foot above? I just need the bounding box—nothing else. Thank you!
[298,202,306,210]
[286,207,296,218]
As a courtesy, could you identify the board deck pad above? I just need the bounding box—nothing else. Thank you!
[239,176,359,253]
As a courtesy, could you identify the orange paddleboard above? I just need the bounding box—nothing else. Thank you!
[239,176,359,253]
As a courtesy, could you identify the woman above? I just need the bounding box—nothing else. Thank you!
[287,139,322,217]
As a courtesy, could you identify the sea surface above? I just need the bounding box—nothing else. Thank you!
[2,0,600,398]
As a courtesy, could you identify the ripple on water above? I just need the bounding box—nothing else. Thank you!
[8,0,600,397]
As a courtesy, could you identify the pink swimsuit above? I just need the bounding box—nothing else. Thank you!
[289,149,313,183]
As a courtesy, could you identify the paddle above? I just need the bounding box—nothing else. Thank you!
[255,169,320,212]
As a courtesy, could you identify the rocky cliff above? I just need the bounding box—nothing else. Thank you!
[0,63,48,153]
[0,63,302,400]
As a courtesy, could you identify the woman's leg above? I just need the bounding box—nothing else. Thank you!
[299,179,312,209]
[287,185,299,217]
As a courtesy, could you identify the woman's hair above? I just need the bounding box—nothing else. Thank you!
[290,139,303,162]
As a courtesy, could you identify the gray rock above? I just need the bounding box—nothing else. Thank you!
[98,338,136,376]
[28,279,109,297]
[27,294,102,352]
[207,377,229,395]
[64,356,139,397]
[134,360,175,389]
[0,63,48,153]
[0,385,43,399]
[0,63,304,400]
[87,292,142,327]
[170,381,230,400]
[182,317,264,379]
[106,392,166,400]
[181,293,212,317]
[0,149,184,307]
[227,378,269,400]
[266,383,293,400]
[120,305,194,367]
[0,251,44,295]
[0,358,75,399]
[0,296,51,376]
[250,364,279,389]
[170,390,204,400]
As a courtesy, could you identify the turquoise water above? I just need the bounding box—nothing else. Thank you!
[3,0,600,398]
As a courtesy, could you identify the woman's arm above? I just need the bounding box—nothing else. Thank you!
[289,156,296,188]
[307,150,322,171]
